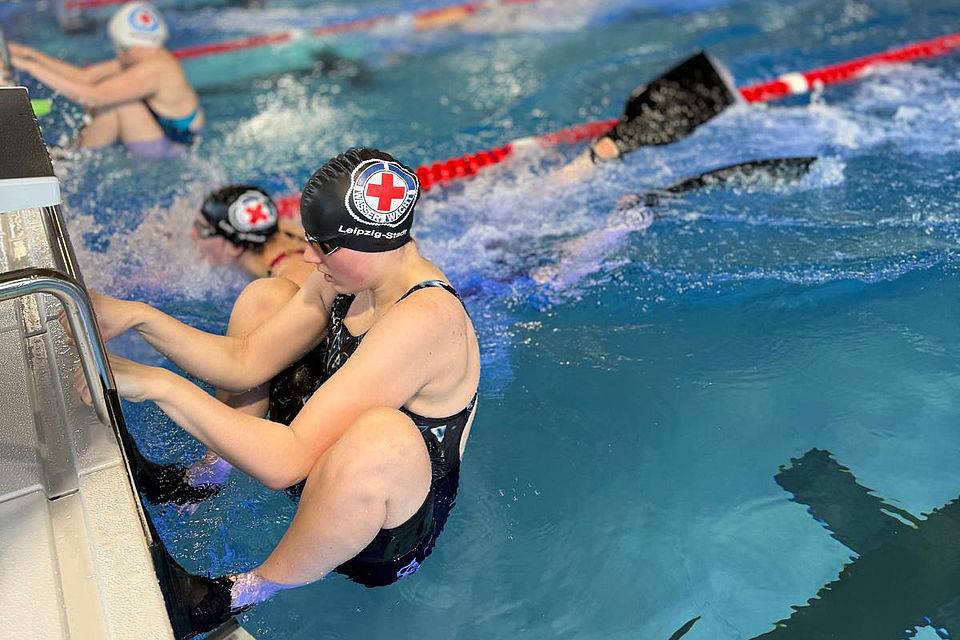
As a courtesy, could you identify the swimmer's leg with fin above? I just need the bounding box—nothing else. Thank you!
[127,442,224,506]
[593,51,738,161]
[154,539,240,640]
[616,156,819,210]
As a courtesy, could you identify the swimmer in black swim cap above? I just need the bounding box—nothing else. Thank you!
[193,185,314,282]
[101,185,317,506]
[169,185,316,497]
[299,148,419,255]
[81,148,480,636]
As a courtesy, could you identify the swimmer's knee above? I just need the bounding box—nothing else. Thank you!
[235,278,299,318]
[328,409,425,476]
[350,408,420,449]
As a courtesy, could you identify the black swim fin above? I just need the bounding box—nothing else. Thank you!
[154,542,244,640]
[667,616,702,640]
[616,156,818,211]
[134,457,224,506]
[102,388,222,506]
[601,51,738,158]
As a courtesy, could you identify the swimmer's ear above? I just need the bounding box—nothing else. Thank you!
[226,243,245,258]
[601,51,738,158]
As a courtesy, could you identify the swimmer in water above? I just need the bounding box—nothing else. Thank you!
[179,185,314,492]
[8,1,203,159]
[554,51,738,183]
[77,149,481,637]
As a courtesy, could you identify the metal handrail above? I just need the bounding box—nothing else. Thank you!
[0,267,114,426]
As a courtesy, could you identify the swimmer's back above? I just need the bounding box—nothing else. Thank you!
[139,48,203,125]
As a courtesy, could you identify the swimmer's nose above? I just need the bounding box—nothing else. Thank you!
[303,243,322,264]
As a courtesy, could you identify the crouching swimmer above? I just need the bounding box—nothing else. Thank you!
[9,1,203,158]
[77,149,481,636]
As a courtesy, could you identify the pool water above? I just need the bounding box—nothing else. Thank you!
[6,0,960,637]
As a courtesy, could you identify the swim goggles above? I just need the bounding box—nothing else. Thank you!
[193,219,218,239]
[304,232,340,255]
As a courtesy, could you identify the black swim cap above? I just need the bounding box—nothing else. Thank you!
[200,185,278,249]
[300,148,420,253]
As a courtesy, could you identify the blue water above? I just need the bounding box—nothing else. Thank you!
[6,0,960,637]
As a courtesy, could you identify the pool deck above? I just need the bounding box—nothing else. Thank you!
[0,86,175,640]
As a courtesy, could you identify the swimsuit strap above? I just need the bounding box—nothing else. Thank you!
[266,248,305,277]
[398,280,466,310]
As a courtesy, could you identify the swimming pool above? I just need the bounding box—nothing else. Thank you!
[6,0,960,637]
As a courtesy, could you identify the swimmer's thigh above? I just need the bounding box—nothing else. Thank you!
[77,107,121,148]
[256,408,431,584]
[114,100,166,144]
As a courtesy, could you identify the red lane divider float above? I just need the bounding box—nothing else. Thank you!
[739,31,960,103]
[172,0,542,60]
[65,0,174,8]
[270,31,960,215]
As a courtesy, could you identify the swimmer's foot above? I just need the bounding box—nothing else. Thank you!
[597,51,737,160]
[185,452,234,486]
[156,547,245,640]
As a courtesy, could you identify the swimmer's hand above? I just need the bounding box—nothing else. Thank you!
[7,43,38,63]
[90,291,147,341]
[61,291,146,345]
[8,43,39,72]
[7,43,38,61]
[74,354,166,405]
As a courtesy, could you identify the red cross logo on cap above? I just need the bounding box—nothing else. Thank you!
[136,10,153,26]
[245,202,268,225]
[365,171,407,212]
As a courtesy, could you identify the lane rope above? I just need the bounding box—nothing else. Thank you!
[270,31,960,213]
[171,0,542,60]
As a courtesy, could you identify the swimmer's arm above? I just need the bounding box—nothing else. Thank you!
[147,298,446,489]
[83,59,124,82]
[115,361,311,489]
[133,272,334,391]
[16,57,161,108]
[9,43,119,84]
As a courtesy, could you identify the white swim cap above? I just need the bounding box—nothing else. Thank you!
[108,2,168,50]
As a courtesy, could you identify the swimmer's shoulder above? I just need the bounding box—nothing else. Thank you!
[378,278,473,345]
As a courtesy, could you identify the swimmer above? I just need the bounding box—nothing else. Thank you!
[554,51,738,183]
[9,1,204,159]
[104,185,314,504]
[180,185,314,495]
[77,149,481,637]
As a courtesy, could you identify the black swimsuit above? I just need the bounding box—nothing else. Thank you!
[269,280,476,587]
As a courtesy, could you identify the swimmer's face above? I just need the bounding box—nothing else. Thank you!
[115,45,151,67]
[304,240,376,293]
[115,46,132,66]
[192,217,241,266]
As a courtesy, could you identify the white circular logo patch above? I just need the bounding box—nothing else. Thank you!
[345,160,419,227]
[130,8,160,32]
[227,191,277,233]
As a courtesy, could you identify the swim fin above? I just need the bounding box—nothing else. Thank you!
[600,51,738,158]
[154,542,244,640]
[616,156,818,211]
